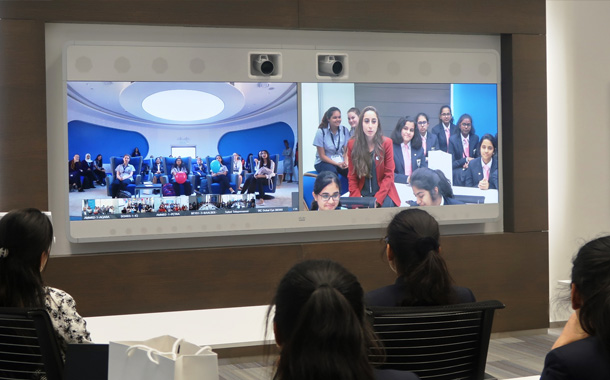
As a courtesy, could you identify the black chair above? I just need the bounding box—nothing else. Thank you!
[0,307,63,380]
[367,300,505,380]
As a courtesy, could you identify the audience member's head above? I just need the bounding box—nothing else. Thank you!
[571,236,610,351]
[311,171,341,211]
[0,208,53,308]
[385,208,456,306]
[269,259,378,380]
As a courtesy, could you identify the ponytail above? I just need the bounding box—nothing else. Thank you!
[270,260,376,380]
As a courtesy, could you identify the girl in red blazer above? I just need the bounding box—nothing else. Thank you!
[346,106,400,207]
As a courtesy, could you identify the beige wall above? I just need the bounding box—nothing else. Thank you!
[547,0,610,321]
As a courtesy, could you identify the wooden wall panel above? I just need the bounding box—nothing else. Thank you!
[502,35,549,233]
[0,1,299,29]
[45,231,548,332]
[0,20,48,211]
[298,0,545,35]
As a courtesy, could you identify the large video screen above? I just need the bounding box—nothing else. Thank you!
[67,81,299,221]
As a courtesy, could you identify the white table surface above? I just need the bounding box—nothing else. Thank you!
[86,305,274,349]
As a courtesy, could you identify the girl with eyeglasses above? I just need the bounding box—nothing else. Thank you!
[310,171,342,210]
[415,113,440,156]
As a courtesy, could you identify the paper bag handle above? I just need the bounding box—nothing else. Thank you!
[125,339,214,364]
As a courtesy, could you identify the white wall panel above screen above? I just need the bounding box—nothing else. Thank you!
[48,24,502,251]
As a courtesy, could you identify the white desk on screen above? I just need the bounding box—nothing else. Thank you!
[86,305,274,349]
[394,183,498,205]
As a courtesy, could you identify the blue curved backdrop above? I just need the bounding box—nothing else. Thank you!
[218,122,295,159]
[68,121,149,162]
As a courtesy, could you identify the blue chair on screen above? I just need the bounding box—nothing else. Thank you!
[105,156,143,196]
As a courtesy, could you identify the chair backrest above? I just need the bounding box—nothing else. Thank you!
[367,300,505,380]
[206,155,232,174]
[0,307,64,380]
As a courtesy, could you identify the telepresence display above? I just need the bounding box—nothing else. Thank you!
[67,81,299,220]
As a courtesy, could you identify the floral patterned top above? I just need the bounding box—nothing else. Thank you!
[44,287,92,358]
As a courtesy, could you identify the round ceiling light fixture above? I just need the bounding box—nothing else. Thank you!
[142,90,224,122]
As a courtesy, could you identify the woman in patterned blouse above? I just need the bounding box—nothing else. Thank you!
[0,208,91,358]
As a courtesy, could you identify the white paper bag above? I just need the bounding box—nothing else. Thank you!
[108,335,218,380]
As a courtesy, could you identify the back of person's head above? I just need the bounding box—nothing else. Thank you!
[571,236,610,351]
[271,259,376,380]
[386,209,455,306]
[0,208,53,308]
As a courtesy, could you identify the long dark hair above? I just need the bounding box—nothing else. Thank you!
[310,171,342,211]
[269,259,378,380]
[410,168,454,199]
[391,116,422,150]
[571,236,610,353]
[258,150,272,169]
[0,208,53,308]
[351,106,384,178]
[386,209,456,306]
[318,107,341,129]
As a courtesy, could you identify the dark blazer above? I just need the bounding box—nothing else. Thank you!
[374,369,420,380]
[420,132,440,156]
[366,276,476,307]
[464,157,498,189]
[192,162,207,176]
[448,133,480,169]
[347,137,401,207]
[541,336,610,380]
[444,196,465,205]
[430,122,458,152]
[392,143,427,184]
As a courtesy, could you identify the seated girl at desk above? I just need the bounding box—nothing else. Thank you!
[464,134,498,190]
[346,106,400,208]
[269,259,419,380]
[0,208,91,358]
[410,168,464,206]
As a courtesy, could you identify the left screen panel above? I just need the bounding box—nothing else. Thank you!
[67,81,300,221]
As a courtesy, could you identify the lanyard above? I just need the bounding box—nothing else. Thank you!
[329,127,341,152]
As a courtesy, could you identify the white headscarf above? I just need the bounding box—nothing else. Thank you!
[85,153,93,163]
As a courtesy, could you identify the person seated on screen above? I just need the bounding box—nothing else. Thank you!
[93,154,106,186]
[231,152,244,190]
[541,236,610,380]
[310,171,342,211]
[415,112,440,156]
[391,116,426,184]
[131,147,141,157]
[448,114,479,186]
[313,106,350,177]
[410,168,464,206]
[170,157,193,196]
[0,208,91,359]
[191,156,206,190]
[81,153,97,189]
[347,106,361,137]
[464,134,498,190]
[430,105,458,153]
[210,155,235,195]
[242,150,274,205]
[281,141,294,183]
[68,154,86,192]
[151,156,164,184]
[269,259,420,380]
[244,153,254,174]
[347,106,400,208]
[111,154,135,198]
[366,209,475,307]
